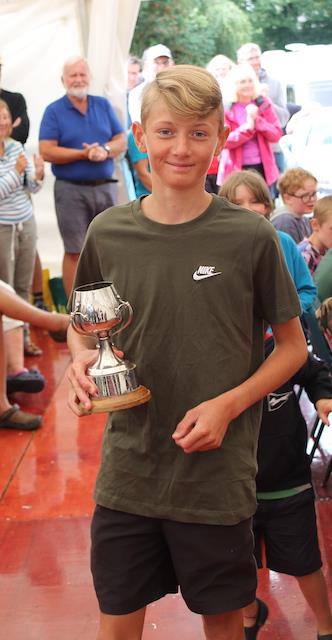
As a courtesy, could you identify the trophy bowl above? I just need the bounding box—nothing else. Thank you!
[71,281,151,414]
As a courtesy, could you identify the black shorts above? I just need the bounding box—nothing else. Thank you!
[91,506,257,615]
[253,488,322,576]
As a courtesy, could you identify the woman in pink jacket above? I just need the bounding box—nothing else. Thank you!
[217,63,283,189]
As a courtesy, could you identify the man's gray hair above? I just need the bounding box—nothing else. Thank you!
[237,43,261,62]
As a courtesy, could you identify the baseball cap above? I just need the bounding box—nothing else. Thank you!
[143,44,172,63]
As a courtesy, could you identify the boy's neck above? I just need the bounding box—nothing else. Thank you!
[141,186,213,225]
[308,232,326,253]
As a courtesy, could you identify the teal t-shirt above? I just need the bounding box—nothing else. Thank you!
[127,130,150,197]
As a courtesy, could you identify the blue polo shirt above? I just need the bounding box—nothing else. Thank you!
[39,94,124,180]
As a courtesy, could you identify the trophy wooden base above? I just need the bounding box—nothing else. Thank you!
[80,385,151,415]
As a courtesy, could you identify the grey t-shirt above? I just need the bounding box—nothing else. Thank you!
[271,206,312,244]
[74,195,301,525]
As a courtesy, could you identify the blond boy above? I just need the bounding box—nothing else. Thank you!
[67,66,307,640]
[298,196,332,274]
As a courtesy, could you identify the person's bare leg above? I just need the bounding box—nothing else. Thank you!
[32,250,43,294]
[96,608,146,640]
[5,327,25,375]
[202,610,244,640]
[0,317,12,414]
[0,284,69,333]
[297,569,332,635]
[243,600,258,628]
[63,252,79,297]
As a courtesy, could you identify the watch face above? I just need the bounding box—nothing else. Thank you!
[104,145,111,152]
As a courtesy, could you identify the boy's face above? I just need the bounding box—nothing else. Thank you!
[282,178,317,215]
[312,215,332,249]
[133,98,228,191]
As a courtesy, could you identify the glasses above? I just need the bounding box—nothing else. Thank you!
[288,191,318,204]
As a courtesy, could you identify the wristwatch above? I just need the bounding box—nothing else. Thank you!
[101,144,111,156]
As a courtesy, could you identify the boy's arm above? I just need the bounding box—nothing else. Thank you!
[296,352,332,426]
[173,317,307,454]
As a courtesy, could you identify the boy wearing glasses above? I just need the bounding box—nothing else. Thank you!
[271,167,318,243]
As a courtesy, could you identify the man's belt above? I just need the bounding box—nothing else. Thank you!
[60,178,118,186]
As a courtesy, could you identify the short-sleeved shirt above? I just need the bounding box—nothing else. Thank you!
[39,94,124,181]
[314,249,332,302]
[73,195,301,526]
[127,130,150,197]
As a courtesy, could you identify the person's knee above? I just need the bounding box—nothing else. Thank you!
[202,610,243,640]
[97,609,145,640]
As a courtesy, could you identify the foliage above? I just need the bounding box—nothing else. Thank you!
[132,0,332,64]
[131,0,252,66]
[235,0,332,51]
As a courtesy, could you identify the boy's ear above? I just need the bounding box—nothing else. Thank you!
[132,121,147,153]
[310,217,319,232]
[215,125,230,155]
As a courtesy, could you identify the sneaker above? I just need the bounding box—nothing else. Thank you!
[7,368,45,394]
[0,404,42,430]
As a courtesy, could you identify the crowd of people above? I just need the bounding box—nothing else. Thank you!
[1,38,332,640]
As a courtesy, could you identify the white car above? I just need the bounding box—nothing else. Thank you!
[280,106,332,196]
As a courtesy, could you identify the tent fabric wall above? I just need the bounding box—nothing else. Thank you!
[0,0,141,149]
[0,0,141,276]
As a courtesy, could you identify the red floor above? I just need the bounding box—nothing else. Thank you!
[1,328,332,639]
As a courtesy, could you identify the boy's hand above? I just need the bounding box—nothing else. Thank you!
[316,399,332,426]
[67,348,100,415]
[172,396,233,454]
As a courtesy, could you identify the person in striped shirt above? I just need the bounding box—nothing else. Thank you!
[0,98,44,306]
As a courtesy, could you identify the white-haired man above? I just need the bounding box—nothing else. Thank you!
[39,56,127,295]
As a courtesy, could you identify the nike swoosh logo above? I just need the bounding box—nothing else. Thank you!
[193,271,222,281]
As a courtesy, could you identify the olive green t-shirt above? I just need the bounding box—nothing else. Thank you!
[73,195,301,525]
[314,248,332,302]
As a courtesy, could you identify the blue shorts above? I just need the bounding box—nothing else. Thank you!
[91,506,257,615]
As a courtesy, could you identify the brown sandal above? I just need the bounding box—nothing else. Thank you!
[0,404,42,430]
[24,340,43,357]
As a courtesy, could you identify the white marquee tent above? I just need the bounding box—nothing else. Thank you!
[0,0,141,273]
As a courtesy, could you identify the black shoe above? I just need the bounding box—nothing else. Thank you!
[318,635,332,639]
[244,598,269,640]
[7,368,45,394]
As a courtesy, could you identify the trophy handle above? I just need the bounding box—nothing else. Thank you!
[111,301,133,337]
[70,310,89,334]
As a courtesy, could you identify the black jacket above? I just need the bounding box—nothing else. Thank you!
[256,337,332,492]
[0,88,29,144]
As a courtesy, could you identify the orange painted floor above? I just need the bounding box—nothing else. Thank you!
[1,328,332,639]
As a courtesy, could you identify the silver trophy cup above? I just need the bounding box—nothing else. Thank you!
[71,281,151,413]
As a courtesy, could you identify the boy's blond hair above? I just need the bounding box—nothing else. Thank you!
[141,64,224,131]
[277,167,317,197]
[313,195,332,224]
[219,170,274,215]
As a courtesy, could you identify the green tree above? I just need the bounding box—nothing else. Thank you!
[235,0,332,50]
[131,0,251,66]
